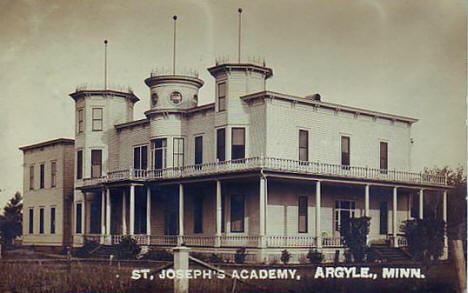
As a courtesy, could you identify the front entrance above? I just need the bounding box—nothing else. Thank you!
[334,200,356,235]
[379,201,388,235]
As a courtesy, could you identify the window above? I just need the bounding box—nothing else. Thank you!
[341,136,350,167]
[51,161,57,187]
[231,128,245,160]
[76,150,83,179]
[77,109,84,133]
[298,196,308,233]
[299,130,309,161]
[380,142,388,173]
[91,150,102,178]
[29,208,34,234]
[133,145,148,170]
[173,138,184,168]
[152,138,167,169]
[50,207,56,234]
[216,128,226,162]
[334,200,356,231]
[230,194,244,232]
[76,203,82,234]
[193,196,203,233]
[29,165,34,190]
[379,202,388,235]
[195,136,203,165]
[39,208,44,234]
[217,82,226,112]
[92,108,103,131]
[39,164,45,189]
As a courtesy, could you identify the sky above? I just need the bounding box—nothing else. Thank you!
[0,0,466,209]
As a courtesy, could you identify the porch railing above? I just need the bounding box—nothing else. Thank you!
[82,156,447,187]
[220,235,262,248]
[266,235,317,247]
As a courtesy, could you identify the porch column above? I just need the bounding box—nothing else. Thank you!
[101,189,106,235]
[259,176,266,248]
[146,186,151,236]
[122,189,127,235]
[129,184,135,235]
[178,184,184,245]
[419,189,424,219]
[364,185,370,217]
[443,190,448,248]
[106,188,111,235]
[316,181,322,248]
[215,180,222,247]
[392,187,398,248]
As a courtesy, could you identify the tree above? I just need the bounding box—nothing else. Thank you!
[340,216,370,262]
[423,166,466,241]
[0,192,23,247]
[401,216,445,263]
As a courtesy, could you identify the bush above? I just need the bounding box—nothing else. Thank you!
[116,236,141,260]
[280,249,291,264]
[401,216,445,263]
[74,240,99,258]
[340,216,370,262]
[234,247,246,264]
[307,248,324,264]
[143,248,173,261]
[208,253,224,263]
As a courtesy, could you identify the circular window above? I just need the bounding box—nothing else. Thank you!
[151,92,159,106]
[170,91,183,105]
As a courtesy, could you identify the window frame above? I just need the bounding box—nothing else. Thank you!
[231,127,246,160]
[92,108,103,131]
[334,200,356,231]
[77,109,84,133]
[39,207,44,234]
[29,165,34,190]
[91,149,102,178]
[51,161,57,188]
[39,163,45,189]
[298,196,308,233]
[194,136,203,165]
[380,141,388,173]
[152,138,167,169]
[216,128,226,162]
[217,82,226,112]
[76,203,83,234]
[29,208,34,234]
[341,136,351,167]
[50,206,56,234]
[133,145,148,170]
[173,137,185,168]
[76,150,83,179]
[299,129,309,162]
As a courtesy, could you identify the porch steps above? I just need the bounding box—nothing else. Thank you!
[370,244,412,262]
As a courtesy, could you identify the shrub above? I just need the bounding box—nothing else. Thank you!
[401,215,445,263]
[340,216,370,262]
[234,247,246,264]
[143,248,173,261]
[116,236,141,260]
[208,253,224,263]
[74,240,99,258]
[280,249,291,264]
[307,248,324,264]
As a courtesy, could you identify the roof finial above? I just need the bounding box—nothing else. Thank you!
[238,8,242,63]
[173,15,177,75]
[104,40,108,90]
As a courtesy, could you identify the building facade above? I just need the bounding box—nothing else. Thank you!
[21,60,449,262]
[20,138,75,247]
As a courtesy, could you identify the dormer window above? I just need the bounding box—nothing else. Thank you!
[151,92,159,107]
[217,82,226,112]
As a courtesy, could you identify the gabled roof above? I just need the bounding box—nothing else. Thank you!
[241,91,418,124]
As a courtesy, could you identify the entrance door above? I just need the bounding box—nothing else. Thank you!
[335,200,356,234]
[379,201,388,235]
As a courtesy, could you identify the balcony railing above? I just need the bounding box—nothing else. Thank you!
[82,157,448,187]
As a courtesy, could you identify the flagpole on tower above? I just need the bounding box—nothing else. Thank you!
[104,40,108,90]
[238,8,242,63]
[173,15,177,75]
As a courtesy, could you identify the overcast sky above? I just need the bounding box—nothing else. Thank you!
[0,0,466,209]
